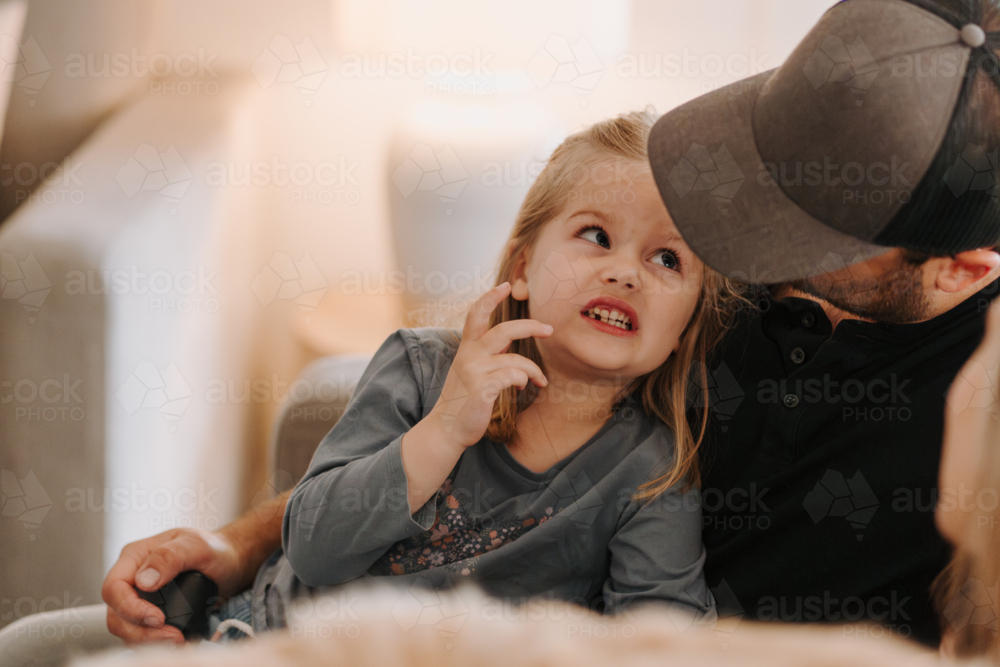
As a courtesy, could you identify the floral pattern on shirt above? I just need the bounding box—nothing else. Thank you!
[369,477,549,576]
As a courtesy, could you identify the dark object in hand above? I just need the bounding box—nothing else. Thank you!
[135,570,220,640]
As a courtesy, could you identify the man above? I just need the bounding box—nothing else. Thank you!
[645,0,1000,645]
[103,0,1000,647]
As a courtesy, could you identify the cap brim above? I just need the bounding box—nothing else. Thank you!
[648,70,893,285]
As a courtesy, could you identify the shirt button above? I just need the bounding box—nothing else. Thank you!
[790,347,806,364]
[801,313,816,328]
[783,394,800,408]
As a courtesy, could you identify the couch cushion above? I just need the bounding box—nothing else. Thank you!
[271,354,372,492]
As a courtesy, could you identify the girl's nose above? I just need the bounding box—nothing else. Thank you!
[605,267,639,291]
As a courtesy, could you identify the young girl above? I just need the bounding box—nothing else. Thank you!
[248,109,748,632]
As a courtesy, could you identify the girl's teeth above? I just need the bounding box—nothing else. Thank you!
[585,308,633,331]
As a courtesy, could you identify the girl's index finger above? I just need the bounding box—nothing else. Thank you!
[464,282,511,341]
[481,318,553,354]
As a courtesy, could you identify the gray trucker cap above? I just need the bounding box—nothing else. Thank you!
[648,0,1000,283]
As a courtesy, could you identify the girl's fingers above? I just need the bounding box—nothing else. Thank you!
[480,354,548,388]
[480,318,553,354]
[463,283,512,342]
[481,368,531,401]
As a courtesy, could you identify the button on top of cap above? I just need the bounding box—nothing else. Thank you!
[961,23,987,48]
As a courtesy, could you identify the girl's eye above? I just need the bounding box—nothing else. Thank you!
[577,226,610,249]
[652,249,681,271]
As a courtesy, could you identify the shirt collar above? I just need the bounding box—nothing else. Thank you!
[758,278,999,339]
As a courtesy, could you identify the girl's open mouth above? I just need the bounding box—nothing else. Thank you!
[581,308,638,336]
[583,306,632,330]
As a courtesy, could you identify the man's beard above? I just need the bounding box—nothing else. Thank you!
[786,259,931,324]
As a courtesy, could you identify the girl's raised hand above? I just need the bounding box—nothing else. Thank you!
[431,282,552,448]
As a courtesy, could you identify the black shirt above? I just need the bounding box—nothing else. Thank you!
[699,279,999,646]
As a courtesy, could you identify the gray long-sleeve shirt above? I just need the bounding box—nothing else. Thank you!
[250,328,715,631]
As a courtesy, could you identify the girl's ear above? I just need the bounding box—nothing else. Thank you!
[508,240,530,301]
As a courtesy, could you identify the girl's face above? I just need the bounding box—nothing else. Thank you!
[510,159,704,385]
[937,303,1000,544]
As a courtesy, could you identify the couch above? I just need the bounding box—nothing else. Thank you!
[0,352,372,667]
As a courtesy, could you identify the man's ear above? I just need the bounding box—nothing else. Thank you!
[934,249,1000,294]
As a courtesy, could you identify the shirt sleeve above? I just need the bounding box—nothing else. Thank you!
[282,329,442,587]
[602,483,718,624]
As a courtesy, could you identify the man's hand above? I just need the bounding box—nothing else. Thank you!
[101,491,289,644]
[102,528,241,644]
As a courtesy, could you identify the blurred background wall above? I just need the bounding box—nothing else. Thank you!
[0,0,833,628]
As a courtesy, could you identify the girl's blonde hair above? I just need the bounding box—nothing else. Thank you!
[479,108,749,498]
